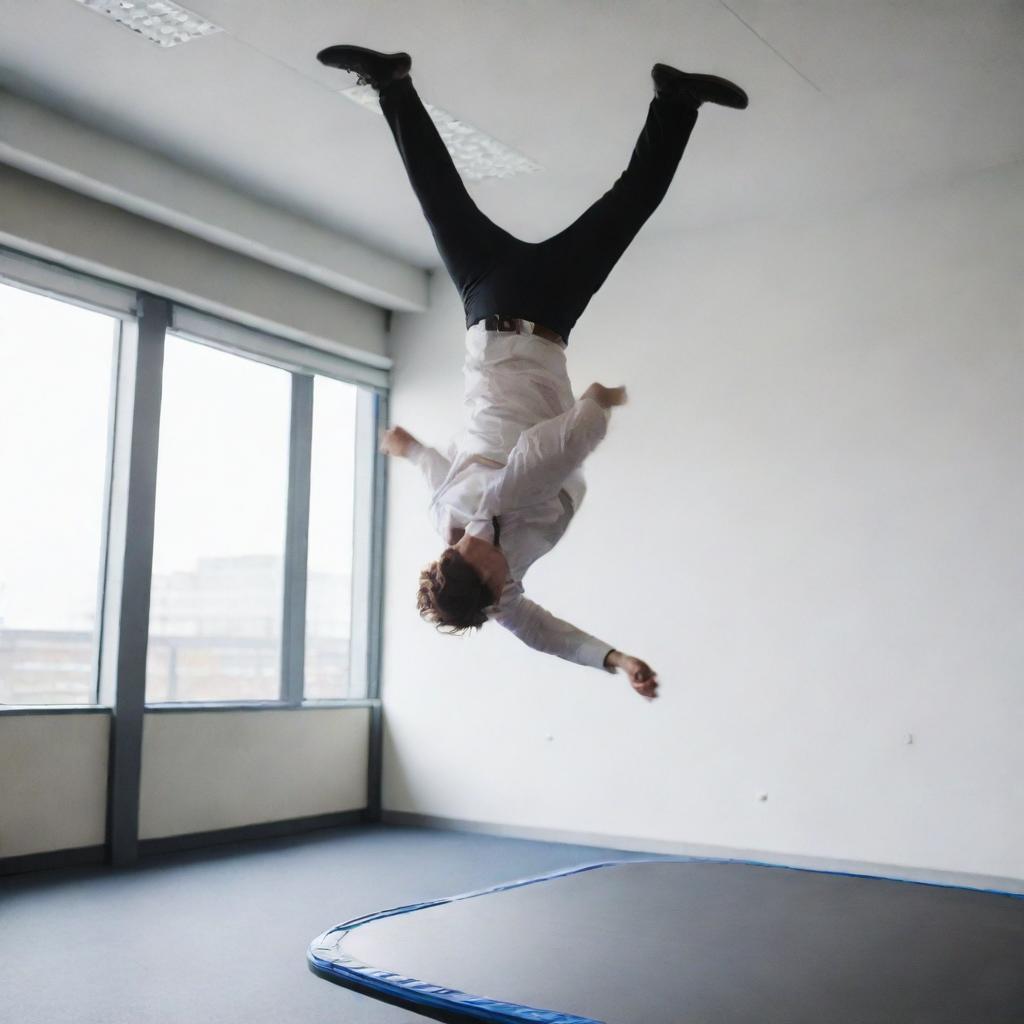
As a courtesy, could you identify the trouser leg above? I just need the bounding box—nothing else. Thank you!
[546,97,699,323]
[378,77,510,296]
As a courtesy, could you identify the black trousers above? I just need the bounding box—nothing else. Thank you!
[379,76,698,343]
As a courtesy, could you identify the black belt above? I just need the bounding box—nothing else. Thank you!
[481,315,563,346]
[491,515,501,548]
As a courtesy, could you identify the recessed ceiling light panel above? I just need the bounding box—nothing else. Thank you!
[74,0,222,47]
[342,86,541,182]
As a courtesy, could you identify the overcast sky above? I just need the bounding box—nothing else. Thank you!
[0,282,357,633]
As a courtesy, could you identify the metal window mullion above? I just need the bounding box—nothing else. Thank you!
[348,389,386,703]
[280,374,314,705]
[359,390,388,820]
[97,293,168,867]
[366,391,388,702]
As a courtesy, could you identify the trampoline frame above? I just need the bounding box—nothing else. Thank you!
[307,856,1023,1024]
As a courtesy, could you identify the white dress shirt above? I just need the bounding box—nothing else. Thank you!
[407,320,616,671]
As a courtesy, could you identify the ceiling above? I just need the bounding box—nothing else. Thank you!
[1,0,1023,271]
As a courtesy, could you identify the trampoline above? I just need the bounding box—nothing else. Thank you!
[308,858,1024,1024]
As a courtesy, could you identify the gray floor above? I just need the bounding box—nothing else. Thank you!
[0,825,642,1024]
[6,827,1023,1024]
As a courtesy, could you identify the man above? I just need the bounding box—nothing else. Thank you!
[316,45,747,700]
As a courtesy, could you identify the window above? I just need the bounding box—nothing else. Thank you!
[305,376,359,699]
[145,334,290,702]
[0,282,117,706]
[0,257,382,713]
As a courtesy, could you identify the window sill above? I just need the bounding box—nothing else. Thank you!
[143,698,379,713]
[0,704,111,716]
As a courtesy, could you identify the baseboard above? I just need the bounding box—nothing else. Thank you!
[138,809,369,857]
[0,843,106,876]
[380,810,1024,896]
[2,810,369,876]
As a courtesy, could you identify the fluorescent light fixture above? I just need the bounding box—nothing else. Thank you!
[74,0,222,47]
[341,85,541,182]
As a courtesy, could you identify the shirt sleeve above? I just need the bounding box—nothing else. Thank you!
[491,584,616,672]
[495,396,610,511]
[406,440,452,494]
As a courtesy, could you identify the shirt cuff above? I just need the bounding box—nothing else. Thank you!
[405,439,425,462]
[575,636,617,673]
[578,394,612,422]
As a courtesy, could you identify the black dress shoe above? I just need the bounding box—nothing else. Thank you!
[652,63,748,109]
[316,45,411,91]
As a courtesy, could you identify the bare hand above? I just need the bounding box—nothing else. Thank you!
[605,650,659,700]
[582,383,628,409]
[380,425,417,458]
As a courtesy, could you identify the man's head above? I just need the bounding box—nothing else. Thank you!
[417,547,495,632]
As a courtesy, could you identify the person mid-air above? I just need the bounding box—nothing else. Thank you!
[317,45,747,700]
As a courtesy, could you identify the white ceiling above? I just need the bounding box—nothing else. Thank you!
[1,0,1023,271]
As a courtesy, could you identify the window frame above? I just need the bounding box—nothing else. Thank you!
[0,247,388,715]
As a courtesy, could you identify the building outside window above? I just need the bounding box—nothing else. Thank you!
[0,281,118,706]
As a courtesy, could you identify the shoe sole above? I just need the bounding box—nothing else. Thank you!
[653,63,749,109]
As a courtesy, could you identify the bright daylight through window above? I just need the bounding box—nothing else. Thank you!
[0,282,117,706]
[0,278,370,710]
[305,376,359,699]
[146,334,291,703]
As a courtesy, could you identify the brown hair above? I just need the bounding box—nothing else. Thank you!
[417,548,494,633]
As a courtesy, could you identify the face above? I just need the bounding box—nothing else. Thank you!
[452,534,508,604]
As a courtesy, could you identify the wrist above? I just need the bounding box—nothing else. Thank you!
[603,649,622,670]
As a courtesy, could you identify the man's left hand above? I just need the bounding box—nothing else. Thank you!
[605,650,659,700]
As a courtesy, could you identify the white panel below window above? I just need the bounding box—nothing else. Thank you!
[138,708,369,839]
[0,713,110,858]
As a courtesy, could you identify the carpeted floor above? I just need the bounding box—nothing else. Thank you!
[0,825,638,1024]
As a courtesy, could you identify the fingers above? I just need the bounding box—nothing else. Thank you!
[631,671,659,701]
[583,383,628,409]
[613,654,659,700]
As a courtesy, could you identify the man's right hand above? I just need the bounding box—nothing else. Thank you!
[380,425,417,458]
[582,383,628,409]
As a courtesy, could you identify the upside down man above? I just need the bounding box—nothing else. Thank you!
[317,44,747,699]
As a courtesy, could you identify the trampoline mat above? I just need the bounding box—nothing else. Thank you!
[309,859,1024,1024]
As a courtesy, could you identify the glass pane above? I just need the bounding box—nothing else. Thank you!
[305,376,358,699]
[0,282,116,705]
[146,335,289,702]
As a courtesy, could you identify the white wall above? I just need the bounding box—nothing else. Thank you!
[138,708,370,839]
[381,162,1024,882]
[0,713,109,858]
